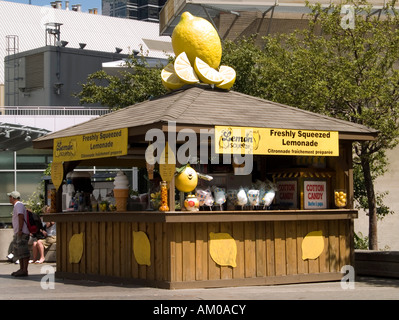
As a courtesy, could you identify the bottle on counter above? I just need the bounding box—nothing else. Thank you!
[74,191,81,211]
[159,181,169,212]
[91,195,98,212]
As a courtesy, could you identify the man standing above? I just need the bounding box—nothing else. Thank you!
[8,191,30,277]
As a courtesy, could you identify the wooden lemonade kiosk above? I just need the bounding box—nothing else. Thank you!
[33,85,377,289]
[32,11,378,289]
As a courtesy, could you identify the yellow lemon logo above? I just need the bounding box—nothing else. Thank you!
[302,230,324,260]
[133,231,151,266]
[69,232,84,264]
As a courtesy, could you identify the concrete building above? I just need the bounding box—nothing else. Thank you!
[5,45,128,106]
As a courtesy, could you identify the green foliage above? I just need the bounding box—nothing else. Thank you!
[354,232,369,249]
[353,151,394,219]
[75,52,167,110]
[25,163,52,215]
[25,188,45,215]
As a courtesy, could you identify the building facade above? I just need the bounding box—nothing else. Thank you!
[5,46,128,106]
[102,0,167,22]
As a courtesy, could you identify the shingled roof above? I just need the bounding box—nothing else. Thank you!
[33,85,378,148]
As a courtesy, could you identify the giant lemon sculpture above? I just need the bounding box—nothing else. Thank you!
[162,11,236,91]
[172,12,222,69]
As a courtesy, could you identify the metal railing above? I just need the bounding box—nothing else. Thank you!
[0,106,111,116]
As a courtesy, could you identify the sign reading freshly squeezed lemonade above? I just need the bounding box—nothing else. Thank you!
[53,128,128,162]
[215,126,339,156]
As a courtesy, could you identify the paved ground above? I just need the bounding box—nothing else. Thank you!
[1,262,399,301]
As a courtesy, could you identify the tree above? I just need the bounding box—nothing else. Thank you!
[75,53,167,110]
[222,0,399,249]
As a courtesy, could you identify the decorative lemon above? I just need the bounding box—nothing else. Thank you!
[133,231,151,266]
[216,65,236,90]
[334,190,347,207]
[174,52,199,84]
[175,164,198,193]
[302,230,324,260]
[69,232,84,264]
[194,57,224,85]
[172,11,222,69]
[161,62,185,90]
[209,232,237,267]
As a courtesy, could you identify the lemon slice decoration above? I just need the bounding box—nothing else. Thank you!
[69,232,84,264]
[133,231,151,266]
[216,65,237,90]
[174,52,199,84]
[209,232,237,267]
[161,62,185,91]
[194,57,223,85]
[302,230,324,260]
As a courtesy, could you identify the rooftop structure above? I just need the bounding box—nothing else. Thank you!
[160,0,396,37]
[34,85,378,149]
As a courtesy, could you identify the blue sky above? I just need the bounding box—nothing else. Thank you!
[2,0,102,13]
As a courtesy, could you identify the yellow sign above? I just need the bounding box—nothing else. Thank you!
[159,142,176,182]
[51,162,64,191]
[215,126,339,156]
[53,128,128,162]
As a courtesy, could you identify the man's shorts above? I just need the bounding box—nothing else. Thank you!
[39,236,56,249]
[13,234,30,260]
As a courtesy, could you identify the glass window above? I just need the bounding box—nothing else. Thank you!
[139,7,148,19]
[0,172,14,203]
[0,205,13,225]
[0,151,14,169]
[16,148,52,170]
[144,0,159,5]
[149,7,159,19]
[16,172,44,201]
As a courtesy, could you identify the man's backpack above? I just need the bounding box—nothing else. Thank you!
[25,209,42,234]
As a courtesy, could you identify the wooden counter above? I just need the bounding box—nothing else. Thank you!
[44,210,357,289]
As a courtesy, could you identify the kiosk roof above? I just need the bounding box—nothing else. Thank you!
[33,85,378,148]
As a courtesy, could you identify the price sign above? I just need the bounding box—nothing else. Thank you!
[51,162,64,191]
[159,142,176,182]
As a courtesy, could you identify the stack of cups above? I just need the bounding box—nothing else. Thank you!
[113,171,129,211]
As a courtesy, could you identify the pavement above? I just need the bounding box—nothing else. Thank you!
[1,262,399,302]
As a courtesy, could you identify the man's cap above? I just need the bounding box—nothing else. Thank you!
[7,191,21,199]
